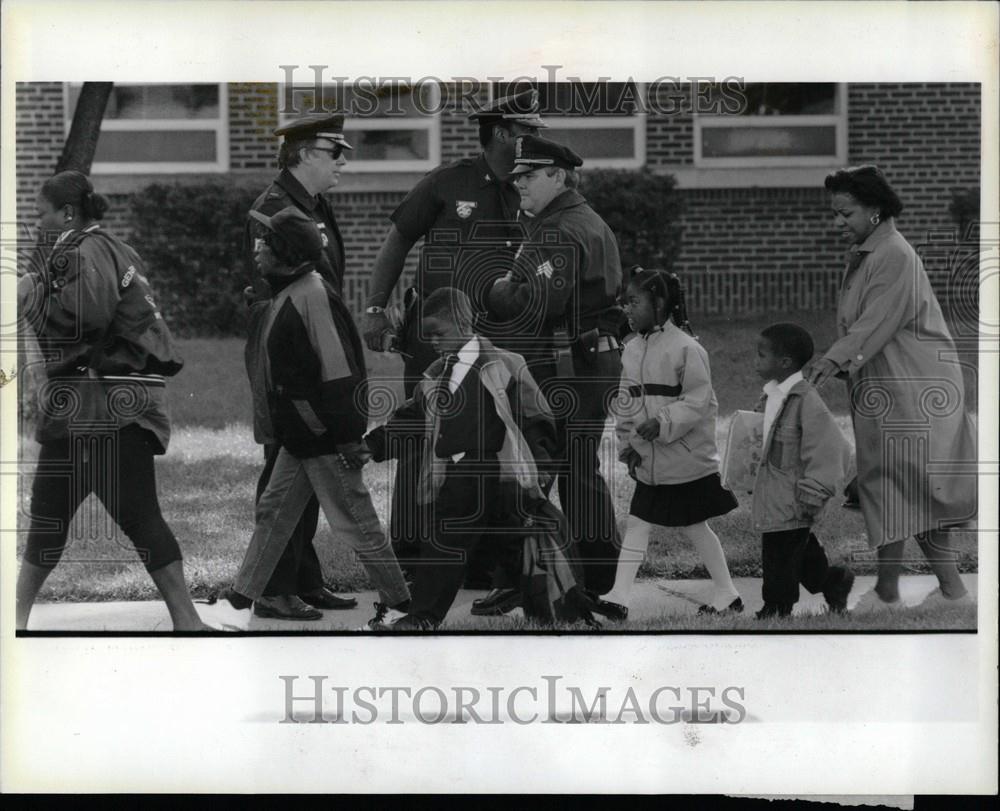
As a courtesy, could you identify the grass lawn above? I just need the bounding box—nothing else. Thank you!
[16,309,980,602]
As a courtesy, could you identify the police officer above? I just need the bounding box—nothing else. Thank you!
[243,113,358,620]
[360,89,548,587]
[487,134,626,602]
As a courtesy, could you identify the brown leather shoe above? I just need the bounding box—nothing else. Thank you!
[299,587,358,610]
[254,595,323,621]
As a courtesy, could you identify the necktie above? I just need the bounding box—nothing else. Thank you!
[434,353,459,410]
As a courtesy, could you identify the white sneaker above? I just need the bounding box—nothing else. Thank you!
[197,593,253,631]
[917,587,974,609]
[851,589,905,614]
[358,602,406,631]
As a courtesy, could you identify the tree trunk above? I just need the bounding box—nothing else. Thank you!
[56,82,113,174]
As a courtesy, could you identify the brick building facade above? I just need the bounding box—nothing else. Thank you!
[14,81,981,319]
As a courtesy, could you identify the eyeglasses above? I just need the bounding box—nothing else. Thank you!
[310,146,344,160]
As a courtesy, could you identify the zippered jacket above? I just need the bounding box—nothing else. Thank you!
[19,225,180,452]
[613,321,722,485]
[750,380,852,532]
[247,266,369,458]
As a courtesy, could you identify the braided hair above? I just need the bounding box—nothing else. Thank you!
[628,267,694,336]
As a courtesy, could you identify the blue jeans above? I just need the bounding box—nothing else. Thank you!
[233,448,410,606]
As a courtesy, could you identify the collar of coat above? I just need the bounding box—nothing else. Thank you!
[755,376,812,411]
[531,188,587,221]
[422,334,502,382]
[854,218,899,255]
[276,168,320,212]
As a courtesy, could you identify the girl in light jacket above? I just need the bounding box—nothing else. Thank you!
[603,269,741,620]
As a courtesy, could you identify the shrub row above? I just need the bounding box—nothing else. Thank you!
[126,170,685,337]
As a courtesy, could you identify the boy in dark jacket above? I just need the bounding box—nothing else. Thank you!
[200,207,410,631]
[363,288,556,630]
[751,323,855,618]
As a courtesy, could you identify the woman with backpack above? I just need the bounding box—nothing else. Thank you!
[16,170,206,631]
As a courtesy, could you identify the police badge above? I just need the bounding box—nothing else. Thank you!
[455,200,477,219]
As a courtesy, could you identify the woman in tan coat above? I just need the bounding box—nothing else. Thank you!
[809,165,977,612]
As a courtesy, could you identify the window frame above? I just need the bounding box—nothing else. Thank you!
[693,82,848,168]
[277,82,442,173]
[64,82,230,174]
[489,82,647,170]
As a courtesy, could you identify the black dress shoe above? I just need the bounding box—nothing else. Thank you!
[697,597,745,615]
[470,588,522,616]
[254,595,323,621]
[299,587,358,610]
[592,599,629,622]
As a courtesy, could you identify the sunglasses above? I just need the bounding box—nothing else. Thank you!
[310,145,344,160]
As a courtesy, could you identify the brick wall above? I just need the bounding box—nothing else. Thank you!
[335,190,417,308]
[644,82,695,169]
[228,83,279,170]
[13,81,981,319]
[847,82,981,243]
[13,82,65,244]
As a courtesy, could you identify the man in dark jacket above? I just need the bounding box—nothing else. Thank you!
[201,207,411,631]
[243,113,354,620]
[487,135,626,603]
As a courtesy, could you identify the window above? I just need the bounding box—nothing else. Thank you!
[65,83,228,173]
[279,82,441,172]
[694,83,847,167]
[492,82,646,169]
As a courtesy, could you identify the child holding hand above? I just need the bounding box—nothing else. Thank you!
[751,323,855,618]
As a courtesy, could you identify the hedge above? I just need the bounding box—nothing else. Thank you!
[128,180,260,337]
[580,168,684,272]
[125,169,684,337]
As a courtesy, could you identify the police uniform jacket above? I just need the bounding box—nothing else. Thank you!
[391,154,522,295]
[488,188,622,344]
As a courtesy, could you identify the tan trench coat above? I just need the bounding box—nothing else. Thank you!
[822,220,977,546]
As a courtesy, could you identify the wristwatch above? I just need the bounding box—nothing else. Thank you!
[365,305,386,315]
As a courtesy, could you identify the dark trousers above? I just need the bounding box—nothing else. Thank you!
[408,456,520,623]
[761,527,834,608]
[23,424,182,572]
[258,443,323,597]
[530,352,623,596]
[395,314,501,587]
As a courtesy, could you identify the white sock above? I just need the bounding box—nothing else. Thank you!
[682,521,739,609]
[603,515,653,607]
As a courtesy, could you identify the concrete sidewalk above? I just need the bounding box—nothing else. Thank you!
[22,574,978,632]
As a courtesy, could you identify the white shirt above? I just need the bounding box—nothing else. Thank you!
[442,336,480,462]
[762,370,803,440]
[446,336,479,393]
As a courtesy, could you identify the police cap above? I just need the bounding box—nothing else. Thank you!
[509,134,584,175]
[249,206,324,261]
[468,88,547,129]
[273,112,354,149]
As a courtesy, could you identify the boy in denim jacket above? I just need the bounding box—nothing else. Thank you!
[751,323,855,618]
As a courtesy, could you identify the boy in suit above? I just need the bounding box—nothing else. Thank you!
[752,323,856,618]
[363,288,556,630]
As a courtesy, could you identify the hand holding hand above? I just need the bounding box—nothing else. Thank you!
[807,357,841,388]
[362,311,393,352]
[619,447,642,477]
[636,418,661,441]
[337,441,373,469]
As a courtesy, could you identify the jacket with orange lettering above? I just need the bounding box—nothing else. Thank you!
[247,262,368,458]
